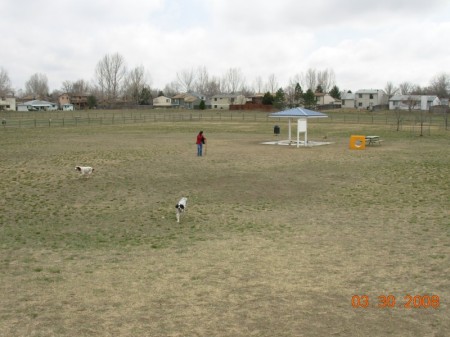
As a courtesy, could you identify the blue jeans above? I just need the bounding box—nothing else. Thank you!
[197,144,203,156]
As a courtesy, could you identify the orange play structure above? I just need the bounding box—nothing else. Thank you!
[349,135,366,150]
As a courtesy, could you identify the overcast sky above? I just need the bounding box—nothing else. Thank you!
[2,0,449,93]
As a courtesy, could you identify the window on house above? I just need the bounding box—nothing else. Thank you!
[214,105,217,108]
[358,102,362,107]
[358,94,362,98]
[369,94,374,99]
[214,98,217,101]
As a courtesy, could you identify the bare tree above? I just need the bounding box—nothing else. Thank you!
[194,66,209,94]
[429,73,450,98]
[222,68,245,94]
[406,95,420,112]
[317,69,335,93]
[393,108,403,131]
[61,79,90,95]
[72,79,90,94]
[95,53,127,103]
[204,76,221,97]
[176,68,195,92]
[303,68,317,91]
[265,74,278,93]
[163,81,181,97]
[124,66,149,103]
[384,81,398,99]
[398,81,413,95]
[25,73,49,98]
[61,80,73,94]
[0,68,13,96]
[239,84,254,97]
[285,77,301,108]
[253,76,264,94]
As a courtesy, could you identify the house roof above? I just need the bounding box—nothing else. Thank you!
[22,100,55,106]
[389,95,438,102]
[184,96,198,103]
[172,93,200,102]
[355,89,385,94]
[269,107,328,118]
[172,93,189,99]
[211,94,239,98]
[341,92,355,100]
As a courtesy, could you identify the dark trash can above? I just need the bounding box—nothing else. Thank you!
[274,125,280,135]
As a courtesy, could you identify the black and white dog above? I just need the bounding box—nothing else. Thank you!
[175,197,187,223]
[75,166,94,177]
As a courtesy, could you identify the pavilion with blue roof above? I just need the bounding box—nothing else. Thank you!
[268,107,328,147]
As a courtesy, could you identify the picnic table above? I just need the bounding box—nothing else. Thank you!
[365,135,382,146]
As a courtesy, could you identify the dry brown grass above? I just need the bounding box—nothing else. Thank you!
[0,120,449,336]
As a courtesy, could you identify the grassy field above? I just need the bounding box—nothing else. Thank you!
[0,115,449,336]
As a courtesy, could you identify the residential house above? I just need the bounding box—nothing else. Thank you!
[58,93,71,108]
[0,96,16,111]
[58,93,89,110]
[153,95,172,108]
[70,94,89,109]
[62,104,74,111]
[341,92,356,109]
[171,93,205,109]
[389,95,441,111]
[211,94,246,110]
[355,89,388,109]
[248,94,264,105]
[17,100,58,111]
[315,93,341,106]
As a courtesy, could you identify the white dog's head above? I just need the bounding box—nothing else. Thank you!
[175,197,188,223]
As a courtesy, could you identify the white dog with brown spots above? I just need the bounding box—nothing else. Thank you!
[75,166,94,177]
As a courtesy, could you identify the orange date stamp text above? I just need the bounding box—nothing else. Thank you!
[352,294,440,309]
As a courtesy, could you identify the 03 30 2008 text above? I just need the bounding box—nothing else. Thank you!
[351,295,440,309]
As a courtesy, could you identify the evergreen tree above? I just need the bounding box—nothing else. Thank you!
[294,83,303,105]
[315,84,324,93]
[303,89,316,109]
[87,95,97,109]
[262,92,274,105]
[199,99,206,110]
[139,87,152,105]
[274,88,286,110]
[329,85,341,99]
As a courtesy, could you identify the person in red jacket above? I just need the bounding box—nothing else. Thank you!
[196,131,206,156]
